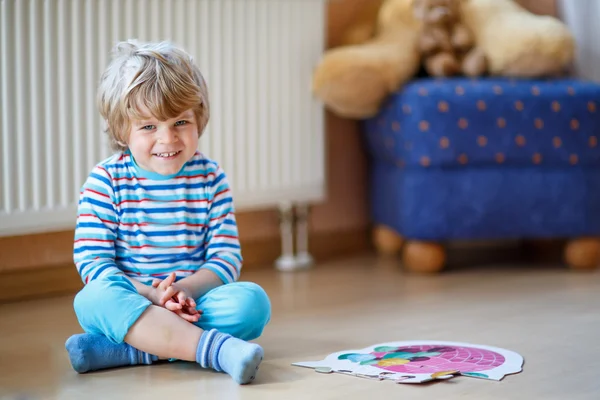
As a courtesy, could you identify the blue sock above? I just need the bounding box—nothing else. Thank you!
[65,333,158,373]
[196,329,264,384]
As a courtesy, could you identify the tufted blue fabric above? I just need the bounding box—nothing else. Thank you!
[362,77,600,241]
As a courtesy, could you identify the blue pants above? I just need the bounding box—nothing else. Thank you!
[73,274,271,344]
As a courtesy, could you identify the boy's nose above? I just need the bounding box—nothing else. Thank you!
[158,128,178,143]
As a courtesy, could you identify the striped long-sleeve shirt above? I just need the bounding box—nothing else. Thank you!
[74,150,242,285]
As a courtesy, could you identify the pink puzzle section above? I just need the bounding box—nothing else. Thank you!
[339,344,505,374]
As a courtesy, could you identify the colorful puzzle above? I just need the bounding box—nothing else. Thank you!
[292,341,524,384]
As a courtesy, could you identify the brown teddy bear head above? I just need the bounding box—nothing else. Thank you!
[413,0,463,25]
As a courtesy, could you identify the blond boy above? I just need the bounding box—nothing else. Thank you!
[65,40,270,385]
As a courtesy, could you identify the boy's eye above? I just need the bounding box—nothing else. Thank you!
[141,125,155,130]
[175,120,188,126]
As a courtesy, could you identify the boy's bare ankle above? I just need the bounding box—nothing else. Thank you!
[124,305,203,362]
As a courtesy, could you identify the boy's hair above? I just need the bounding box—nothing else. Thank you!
[97,40,210,151]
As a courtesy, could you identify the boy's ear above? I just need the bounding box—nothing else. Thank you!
[112,128,128,148]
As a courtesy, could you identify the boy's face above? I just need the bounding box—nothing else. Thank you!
[127,107,199,176]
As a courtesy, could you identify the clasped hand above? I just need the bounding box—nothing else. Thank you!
[149,272,202,323]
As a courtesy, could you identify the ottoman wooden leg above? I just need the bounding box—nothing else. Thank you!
[372,225,404,256]
[402,241,446,273]
[564,238,600,271]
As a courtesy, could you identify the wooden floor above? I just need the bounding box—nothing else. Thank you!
[1,254,599,399]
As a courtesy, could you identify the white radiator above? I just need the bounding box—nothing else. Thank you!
[0,0,326,238]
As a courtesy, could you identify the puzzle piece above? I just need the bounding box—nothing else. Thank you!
[292,340,523,384]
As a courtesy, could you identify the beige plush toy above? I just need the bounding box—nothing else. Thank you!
[413,0,487,77]
[461,0,575,77]
[312,0,421,119]
[312,0,576,120]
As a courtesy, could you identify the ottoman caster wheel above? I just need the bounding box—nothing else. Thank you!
[564,238,600,271]
[402,241,446,273]
[372,225,404,256]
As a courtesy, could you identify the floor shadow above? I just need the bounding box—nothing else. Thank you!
[442,238,568,273]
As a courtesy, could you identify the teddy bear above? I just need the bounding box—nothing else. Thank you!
[413,0,487,77]
[312,0,575,119]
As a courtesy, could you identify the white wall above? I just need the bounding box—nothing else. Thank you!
[558,0,600,82]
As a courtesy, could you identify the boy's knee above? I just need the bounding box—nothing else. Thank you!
[242,282,271,323]
[231,282,271,340]
[74,277,107,318]
[73,274,145,342]
[74,274,132,317]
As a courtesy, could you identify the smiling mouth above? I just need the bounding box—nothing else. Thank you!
[153,151,181,158]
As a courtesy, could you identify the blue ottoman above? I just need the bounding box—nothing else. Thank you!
[362,77,600,272]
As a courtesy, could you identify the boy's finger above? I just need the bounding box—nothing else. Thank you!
[184,298,197,311]
[176,310,199,323]
[185,306,199,316]
[176,291,187,305]
[159,286,176,304]
[158,272,176,290]
[151,279,161,288]
[165,300,182,311]
[165,272,176,285]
